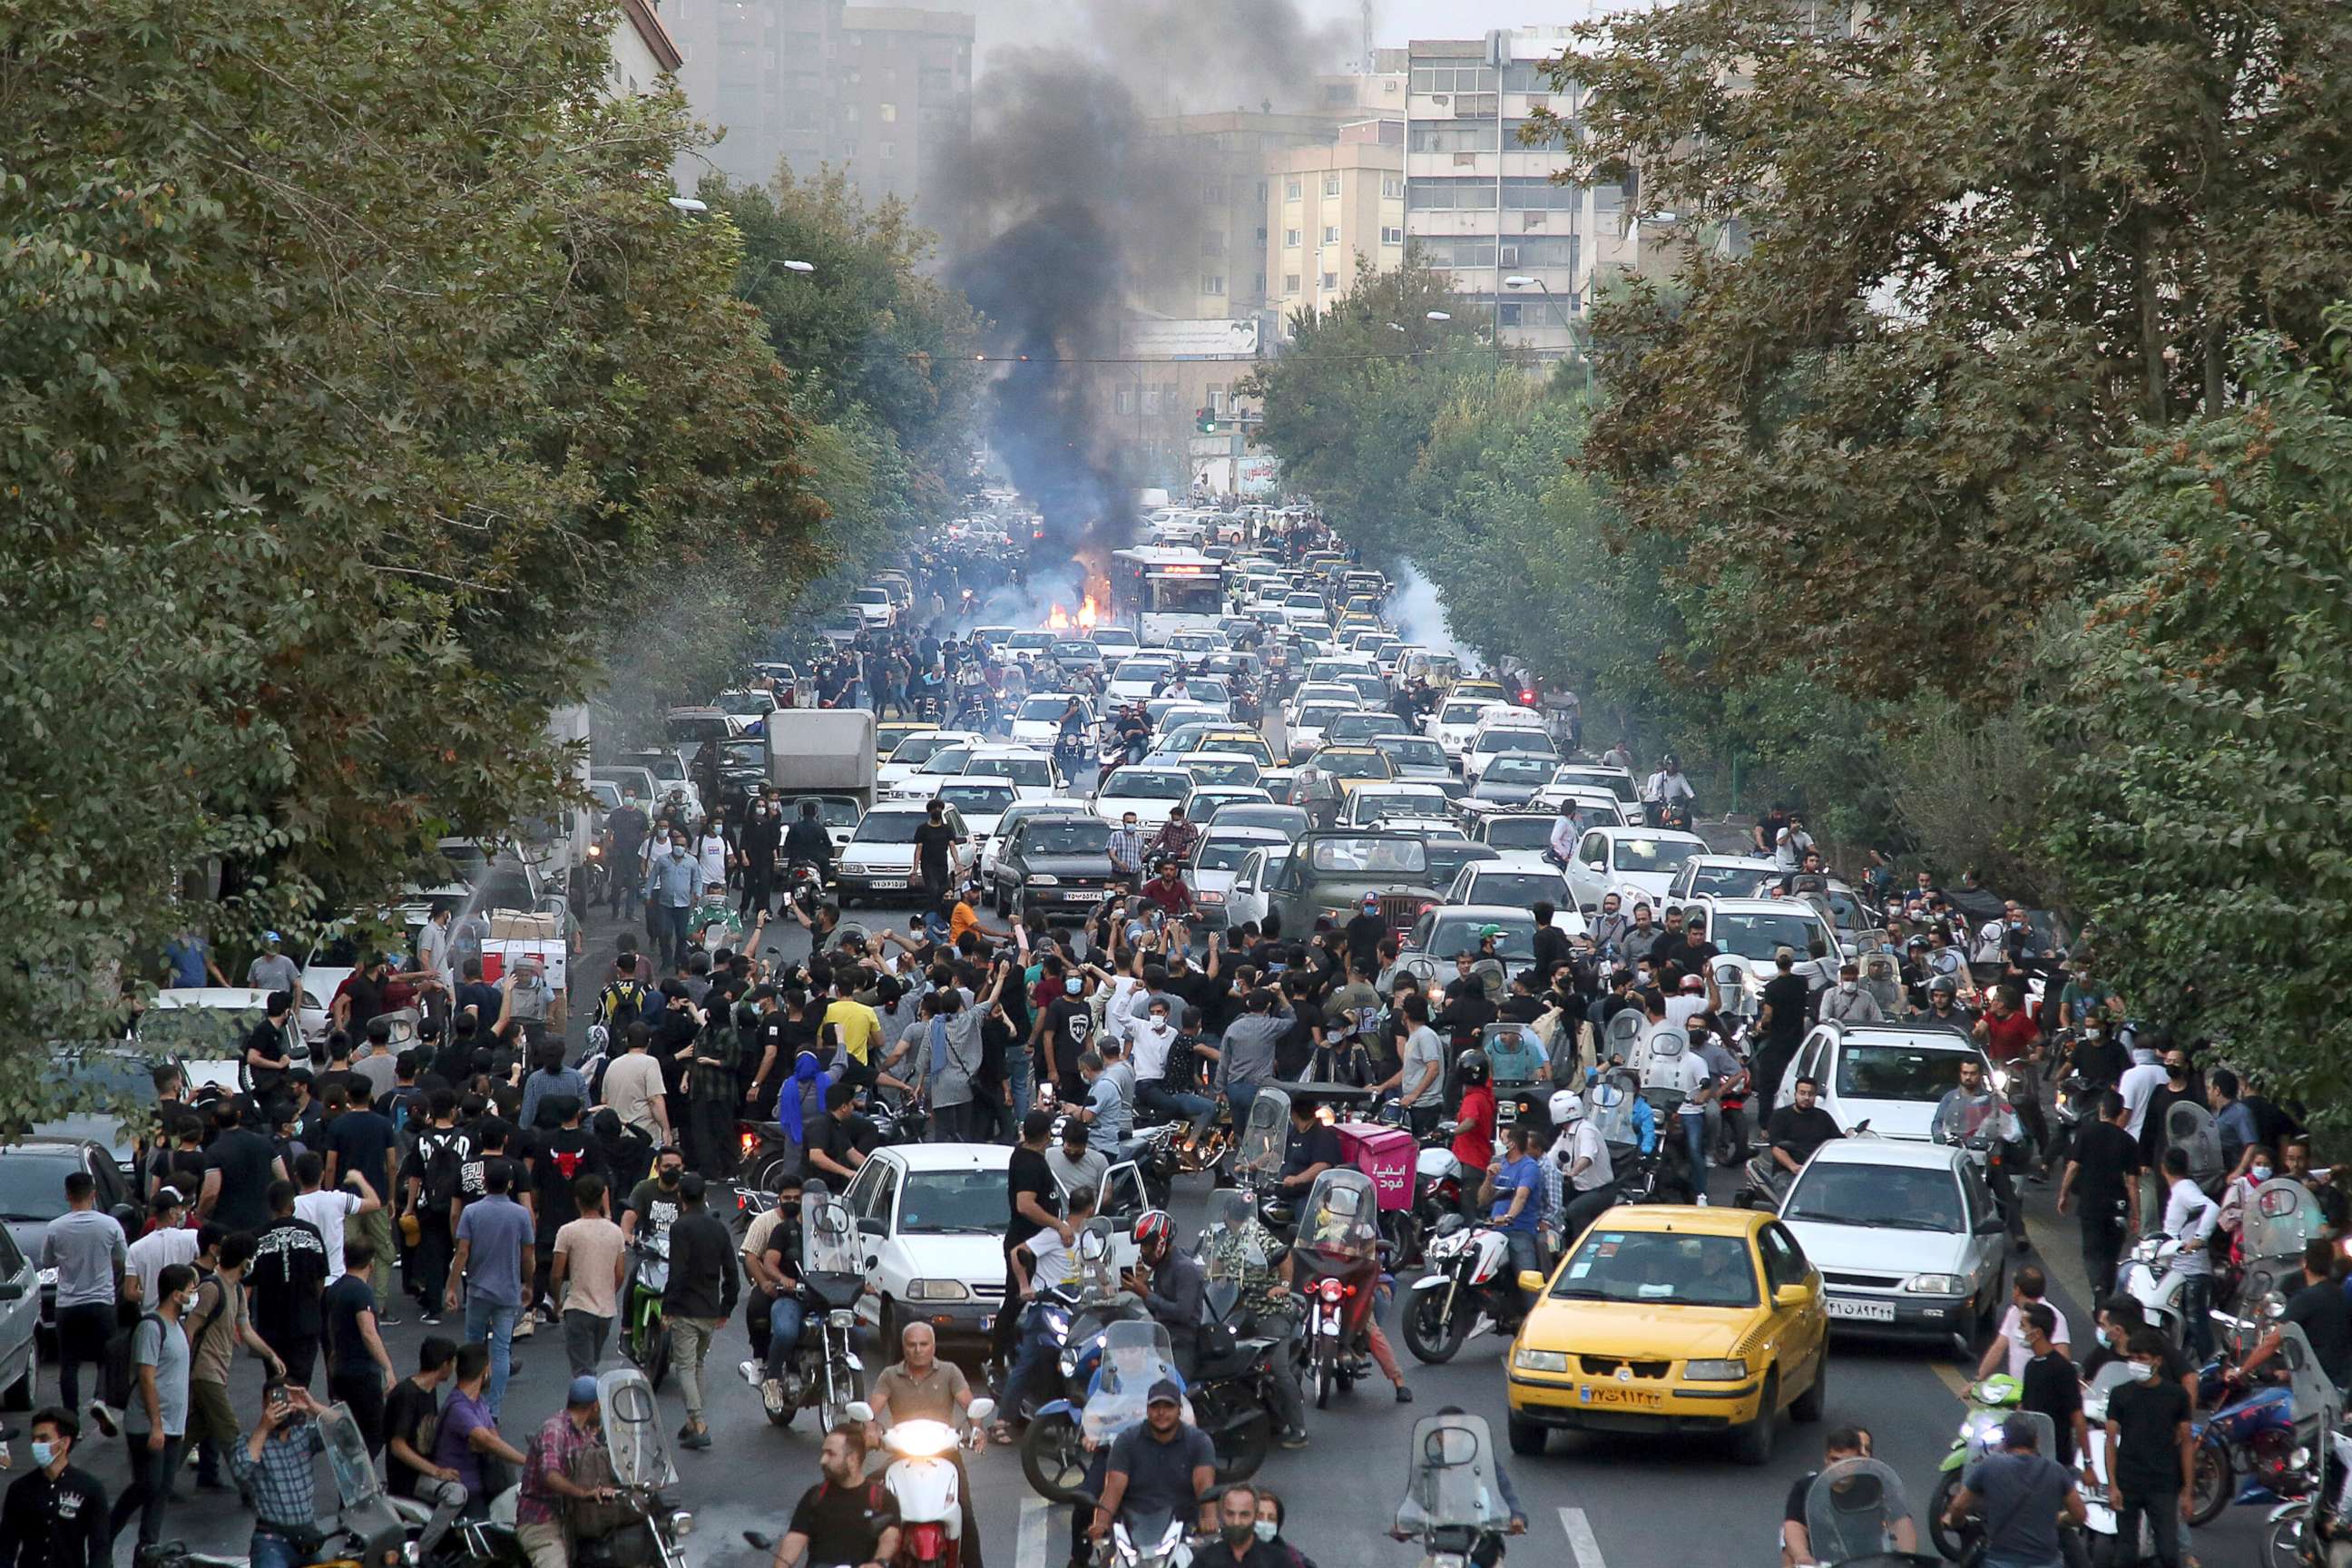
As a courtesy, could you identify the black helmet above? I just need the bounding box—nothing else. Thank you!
[1455,1048,1490,1087]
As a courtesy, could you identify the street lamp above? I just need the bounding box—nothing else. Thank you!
[780,260,816,274]
[1504,275,1592,396]
[1426,310,1452,322]
[667,196,709,215]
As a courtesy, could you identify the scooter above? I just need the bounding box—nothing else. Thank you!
[1403,1213,1518,1365]
[2118,1233,2195,1349]
[622,1237,671,1388]
[1926,1374,2022,1560]
[847,1398,995,1568]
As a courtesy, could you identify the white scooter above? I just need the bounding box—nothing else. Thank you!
[845,1397,995,1568]
[2118,1232,2196,1348]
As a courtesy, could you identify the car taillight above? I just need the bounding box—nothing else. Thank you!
[907,1523,946,1562]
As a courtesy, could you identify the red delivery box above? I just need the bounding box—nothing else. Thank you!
[1334,1122,1416,1210]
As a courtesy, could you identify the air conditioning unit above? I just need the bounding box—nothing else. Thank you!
[1452,152,1475,167]
[1499,246,1518,266]
[1522,211,1548,230]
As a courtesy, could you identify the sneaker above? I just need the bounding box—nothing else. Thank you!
[762,1379,787,1416]
[419,1311,442,1327]
[90,1403,120,1437]
[681,1429,713,1451]
[513,1317,536,1340]
[1279,1428,1309,1450]
[377,1313,404,1328]
[1694,1194,1710,1207]
[739,1360,762,1388]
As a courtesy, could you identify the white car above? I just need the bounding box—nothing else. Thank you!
[1465,811,1558,871]
[1009,695,1089,750]
[1561,827,1709,915]
[841,1143,1150,1351]
[1773,1024,2001,1143]
[1106,654,1179,705]
[1691,896,1840,986]
[931,779,1021,858]
[887,742,980,803]
[1283,682,1362,728]
[1670,854,1780,903]
[1093,766,1196,828]
[960,746,1063,801]
[1163,630,1226,657]
[1181,786,1275,825]
[1527,785,1629,828]
[1550,763,1645,826]
[1090,625,1142,661]
[878,730,982,795]
[1426,697,1494,763]
[848,586,897,628]
[1220,845,1293,930]
[834,805,977,906]
[1179,752,1265,792]
[1284,701,1355,761]
[1772,1138,2010,1351]
[135,988,308,1094]
[1461,720,1556,787]
[1187,827,1290,928]
[1338,782,1455,829]
[979,798,1093,884]
[1444,860,1572,910]
[1150,701,1229,735]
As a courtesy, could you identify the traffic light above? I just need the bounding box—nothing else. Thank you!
[1197,407,1220,434]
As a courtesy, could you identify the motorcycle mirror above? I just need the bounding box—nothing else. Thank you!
[845,1401,875,1425]
[966,1397,996,1425]
[1518,1269,1547,1295]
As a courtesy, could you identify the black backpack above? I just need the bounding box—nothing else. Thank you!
[419,1129,472,1211]
[602,980,649,1034]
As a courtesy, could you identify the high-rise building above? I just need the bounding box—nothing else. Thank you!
[669,0,843,191]
[1403,29,1634,365]
[1139,111,1351,322]
[1266,119,1405,335]
[607,0,683,103]
[838,8,974,228]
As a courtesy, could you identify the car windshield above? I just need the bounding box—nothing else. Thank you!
[916,748,975,777]
[136,1006,259,1061]
[718,691,773,716]
[1482,818,1552,850]
[1474,730,1554,759]
[1188,760,1260,786]
[896,1170,1008,1235]
[1329,714,1407,740]
[1439,703,1485,724]
[1425,843,1498,883]
[1018,697,1077,720]
[1314,750,1393,780]
[1685,863,1771,897]
[1783,1163,1965,1232]
[1376,739,1447,768]
[1485,757,1553,784]
[1548,1230,1760,1309]
[784,798,862,827]
[1194,838,1271,872]
[1297,704,1349,729]
[1114,659,1175,681]
[936,784,1016,814]
[1052,642,1100,661]
[1303,837,1429,877]
[718,740,766,770]
[1558,769,1640,803]
[1106,773,1192,801]
[1359,794,1447,823]
[1219,807,1310,837]
[1712,911,1827,961]
[1022,819,1111,855]
[1837,1044,1975,1102]
[1460,872,1562,908]
[0,1154,82,1224]
[889,735,959,765]
[852,814,928,845]
[1424,915,1537,961]
[965,757,1054,787]
[1612,838,1700,875]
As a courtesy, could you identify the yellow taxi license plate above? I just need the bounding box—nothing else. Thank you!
[1577,1383,1662,1408]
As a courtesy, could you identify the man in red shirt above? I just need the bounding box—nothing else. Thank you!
[1140,860,1194,922]
[1975,985,2040,1065]
[1449,1049,1496,1216]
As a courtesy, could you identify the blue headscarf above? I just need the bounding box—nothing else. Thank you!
[776,1050,829,1144]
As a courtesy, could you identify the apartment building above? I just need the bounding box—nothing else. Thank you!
[1266,120,1405,334]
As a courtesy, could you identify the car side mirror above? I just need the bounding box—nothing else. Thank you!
[1774,1282,1816,1310]
[1975,1216,2007,1237]
[856,1217,886,1237]
[1517,1269,1547,1296]
[0,1281,26,1303]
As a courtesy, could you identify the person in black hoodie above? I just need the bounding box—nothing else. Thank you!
[740,799,783,920]
[528,1098,603,1325]
[662,1175,740,1450]
[589,1108,652,1205]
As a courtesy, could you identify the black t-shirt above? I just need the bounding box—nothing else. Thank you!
[1280,1122,1342,1181]
[322,1110,397,1194]
[1041,997,1094,1087]
[2282,1279,2352,1387]
[1783,1471,1818,1525]
[2104,1375,2192,1494]
[251,1217,328,1342]
[1341,914,1387,970]
[205,1127,281,1231]
[789,1478,901,1566]
[383,1377,442,1498]
[531,1126,603,1234]
[804,1112,859,1182]
[1531,926,1573,985]
[912,821,957,878]
[1682,939,1720,971]
[2018,1349,2083,1465]
[1759,975,1810,1044]
[1766,1105,1843,1166]
[1005,1145,1056,1246]
[1107,1423,1217,1521]
[149,1147,208,1203]
[2067,1122,2141,1211]
[324,1273,378,1378]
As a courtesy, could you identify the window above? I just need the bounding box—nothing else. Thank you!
[1255,181,1268,204]
[1409,64,1496,94]
[1381,225,1404,245]
[878,141,896,161]
[1406,180,1496,210]
[1284,176,1302,201]
[878,102,897,122]
[1322,173,1341,197]
[1253,271,1267,297]
[1322,224,1339,244]
[1320,270,1338,290]
[1503,176,1579,211]
[1759,1225,1808,1291]
[1382,175,1405,200]
[1201,274,1226,296]
[1140,387,1161,416]
[1114,387,1135,415]
[1283,228,1301,249]
[1283,273,1302,293]
[1496,301,1523,327]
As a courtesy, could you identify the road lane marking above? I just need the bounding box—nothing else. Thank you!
[1017,1495,1053,1568]
[1559,1505,1605,1568]
[1932,1360,1970,1396]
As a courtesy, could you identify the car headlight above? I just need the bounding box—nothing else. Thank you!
[1683,1358,1749,1381]
[1059,1349,1081,1378]
[1513,1348,1569,1373]
[1195,890,1225,904]
[908,1279,970,1301]
[1028,874,1059,887]
[1902,1273,1967,1296]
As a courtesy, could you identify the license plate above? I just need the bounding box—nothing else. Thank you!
[1432,1556,1465,1568]
[1824,1297,1896,1322]
[1576,1384,1662,1408]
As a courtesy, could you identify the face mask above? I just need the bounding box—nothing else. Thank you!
[2094,1326,2112,1348]
[2124,1361,2155,1382]
[181,1290,200,1313]
[659,1170,681,1188]
[1253,1521,1279,1544]
[29,1442,53,1468]
[2251,1165,2273,1182]
[1838,982,1857,994]
[1221,1524,1255,1549]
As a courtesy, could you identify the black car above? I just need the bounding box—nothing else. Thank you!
[991,813,1121,918]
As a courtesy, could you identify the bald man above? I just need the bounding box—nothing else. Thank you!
[867,1322,987,1567]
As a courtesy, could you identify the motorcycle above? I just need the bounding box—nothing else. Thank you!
[2239,1177,2328,1313]
[784,859,830,921]
[1228,1083,1290,1199]
[1930,1087,2021,1241]
[750,1182,867,1430]
[1403,1214,1518,1366]
[621,1235,671,1388]
[2118,1233,2197,1350]
[1292,1166,1383,1406]
[842,1397,996,1568]
[2186,1314,2340,1526]
[575,1368,698,1568]
[1024,1318,1181,1506]
[137,1402,429,1568]
[1016,1220,1138,1494]
[2267,1427,2352,1568]
[1797,1457,1936,1566]
[1390,1409,1514,1568]
[1925,1375,2024,1560]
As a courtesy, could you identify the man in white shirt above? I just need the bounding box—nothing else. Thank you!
[1547,801,1584,867]
[1662,975,1711,1034]
[1773,816,1816,874]
[125,1189,200,1305]
[1975,1266,2071,1380]
[2160,1145,2222,1359]
[2117,1048,2170,1142]
[291,1153,379,1283]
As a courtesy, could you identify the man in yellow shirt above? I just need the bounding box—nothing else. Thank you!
[821,978,882,1088]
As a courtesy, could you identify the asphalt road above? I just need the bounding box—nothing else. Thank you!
[68,886,2269,1568]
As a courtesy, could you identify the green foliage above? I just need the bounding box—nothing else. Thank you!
[2045,312,2352,1121]
[0,0,829,1075]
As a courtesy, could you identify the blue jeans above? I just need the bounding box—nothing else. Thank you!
[1004,1299,1059,1419]
[1681,1114,1708,1187]
[764,1298,806,1379]
[1138,1082,1214,1140]
[654,902,691,966]
[466,1298,519,1417]
[1005,1054,1032,1142]
[250,1526,307,1568]
[1502,1230,1543,1311]
[1226,1082,1259,1126]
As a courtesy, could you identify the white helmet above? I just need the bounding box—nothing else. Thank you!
[1549,1089,1584,1127]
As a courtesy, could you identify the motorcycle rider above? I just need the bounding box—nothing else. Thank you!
[1745,1076,1841,1205]
[865,1321,987,1568]
[1935,1057,2028,1245]
[1127,1210,1205,1377]
[770,1424,901,1568]
[1087,1380,1216,1557]
[784,799,836,889]
[1196,1191,1309,1450]
[1642,754,1694,824]
[1548,1091,1616,1250]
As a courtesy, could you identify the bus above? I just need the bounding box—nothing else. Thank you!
[1109,546,1224,645]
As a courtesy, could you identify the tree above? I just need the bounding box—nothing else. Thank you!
[1552,0,2352,706]
[0,0,827,1072]
[2044,310,2352,1120]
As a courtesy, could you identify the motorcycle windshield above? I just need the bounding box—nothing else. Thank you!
[1965,1407,2053,1464]
[2245,1178,2326,1260]
[1197,1191,1271,1284]
[1082,1321,1181,1446]
[1070,1217,1121,1301]
[1584,1069,1642,1145]
[1857,955,1905,1016]
[317,1403,386,1511]
[1392,1413,1511,1535]
[1602,1009,1646,1061]
[802,1184,863,1282]
[2161,1102,2222,1185]
[2269,1322,2342,1440]
[1233,1086,1291,1180]
[1804,1458,1915,1564]
[598,1367,679,1490]
[1297,1167,1379,1261]
[1930,1091,1996,1145]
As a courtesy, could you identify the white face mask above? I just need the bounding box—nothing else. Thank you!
[2124,1361,2155,1382]
[2250,1165,2274,1182]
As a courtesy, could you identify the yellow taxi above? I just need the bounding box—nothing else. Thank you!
[1451,677,1508,704]
[875,720,936,768]
[1187,729,1278,769]
[1298,743,1395,799]
[1504,1205,1828,1465]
